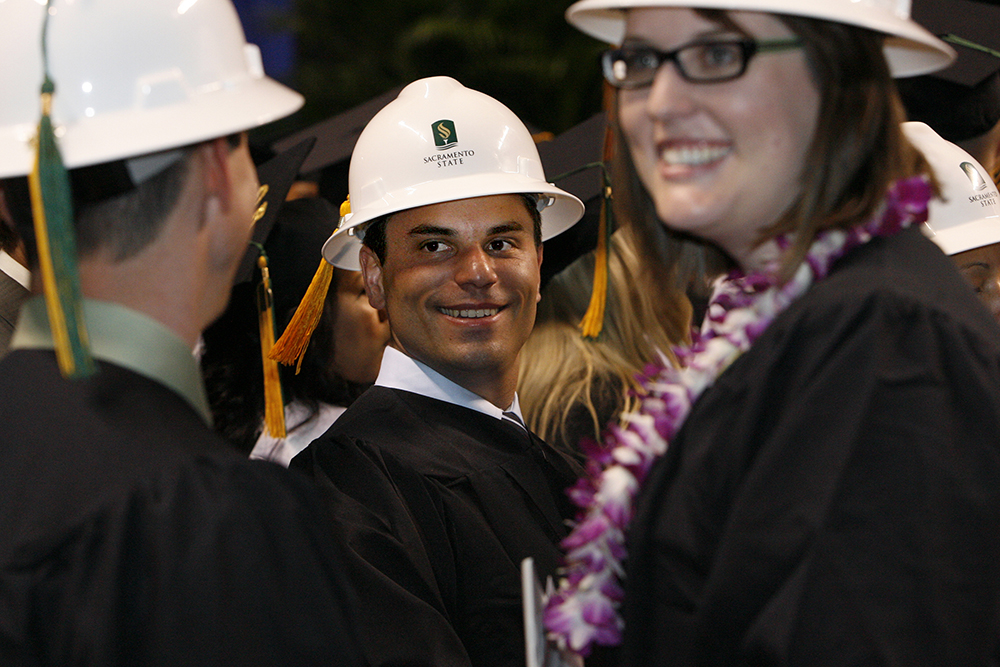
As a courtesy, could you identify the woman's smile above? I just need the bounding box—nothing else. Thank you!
[619,8,820,269]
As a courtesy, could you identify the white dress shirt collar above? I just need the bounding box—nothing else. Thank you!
[0,250,29,289]
[375,346,525,424]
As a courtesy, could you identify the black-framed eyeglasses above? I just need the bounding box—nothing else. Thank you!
[602,37,804,88]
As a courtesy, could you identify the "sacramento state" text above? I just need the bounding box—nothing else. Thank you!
[424,150,475,168]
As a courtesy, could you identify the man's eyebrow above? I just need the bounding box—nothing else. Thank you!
[406,221,528,237]
[488,221,527,235]
[408,224,455,237]
[960,261,990,270]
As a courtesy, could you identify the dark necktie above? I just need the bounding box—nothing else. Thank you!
[502,410,528,433]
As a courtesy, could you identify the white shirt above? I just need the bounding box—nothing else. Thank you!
[251,347,527,467]
[250,401,347,467]
[375,346,527,427]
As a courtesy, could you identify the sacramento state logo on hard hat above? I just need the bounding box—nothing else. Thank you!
[433,120,458,150]
[960,162,989,191]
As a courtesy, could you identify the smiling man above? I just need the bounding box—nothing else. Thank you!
[363,195,543,408]
[290,77,585,667]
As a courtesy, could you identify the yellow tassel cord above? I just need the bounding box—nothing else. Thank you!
[268,197,348,373]
[255,250,286,438]
[578,179,612,339]
[29,3,94,378]
[578,110,617,340]
[268,260,333,373]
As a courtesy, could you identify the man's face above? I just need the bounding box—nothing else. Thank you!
[359,194,542,398]
[952,241,1000,325]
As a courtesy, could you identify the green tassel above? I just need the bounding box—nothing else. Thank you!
[28,3,94,378]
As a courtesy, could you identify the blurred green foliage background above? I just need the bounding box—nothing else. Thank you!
[248,0,607,143]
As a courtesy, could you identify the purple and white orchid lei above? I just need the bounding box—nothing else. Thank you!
[543,176,932,657]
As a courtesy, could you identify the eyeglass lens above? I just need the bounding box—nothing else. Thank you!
[604,41,751,87]
[603,38,801,88]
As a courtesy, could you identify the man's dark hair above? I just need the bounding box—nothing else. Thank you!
[1,134,246,267]
[74,155,193,262]
[1,153,192,268]
[361,193,543,264]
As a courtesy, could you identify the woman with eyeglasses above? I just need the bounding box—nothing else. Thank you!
[542,0,1000,665]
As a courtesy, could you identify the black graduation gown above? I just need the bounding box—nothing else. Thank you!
[291,386,581,667]
[620,226,1000,666]
[0,350,364,667]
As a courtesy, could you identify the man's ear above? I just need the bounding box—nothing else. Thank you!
[188,136,241,236]
[200,135,256,223]
[535,242,543,304]
[359,245,387,311]
[200,137,235,209]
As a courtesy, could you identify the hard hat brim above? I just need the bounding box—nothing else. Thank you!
[322,227,364,271]
[0,77,303,179]
[335,171,586,251]
[923,218,1000,256]
[565,0,956,77]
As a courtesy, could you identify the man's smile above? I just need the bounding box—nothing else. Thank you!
[439,306,502,319]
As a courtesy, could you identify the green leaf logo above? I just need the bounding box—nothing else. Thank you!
[961,162,989,191]
[433,120,458,150]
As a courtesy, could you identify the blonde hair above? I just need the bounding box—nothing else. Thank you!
[518,227,690,450]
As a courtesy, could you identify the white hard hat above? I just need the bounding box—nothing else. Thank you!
[565,0,955,78]
[322,76,585,267]
[0,0,303,179]
[903,121,1000,255]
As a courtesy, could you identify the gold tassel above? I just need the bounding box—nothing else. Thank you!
[256,251,286,438]
[268,260,333,374]
[579,102,616,340]
[578,184,611,339]
[268,196,348,372]
[29,4,94,378]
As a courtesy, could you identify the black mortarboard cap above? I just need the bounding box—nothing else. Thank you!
[901,0,1000,142]
[233,136,316,285]
[536,112,610,289]
[261,196,340,318]
[272,86,402,175]
[210,136,332,438]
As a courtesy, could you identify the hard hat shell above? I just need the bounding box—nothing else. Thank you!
[0,0,303,179]
[322,76,585,266]
[903,121,1000,255]
[565,0,955,78]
